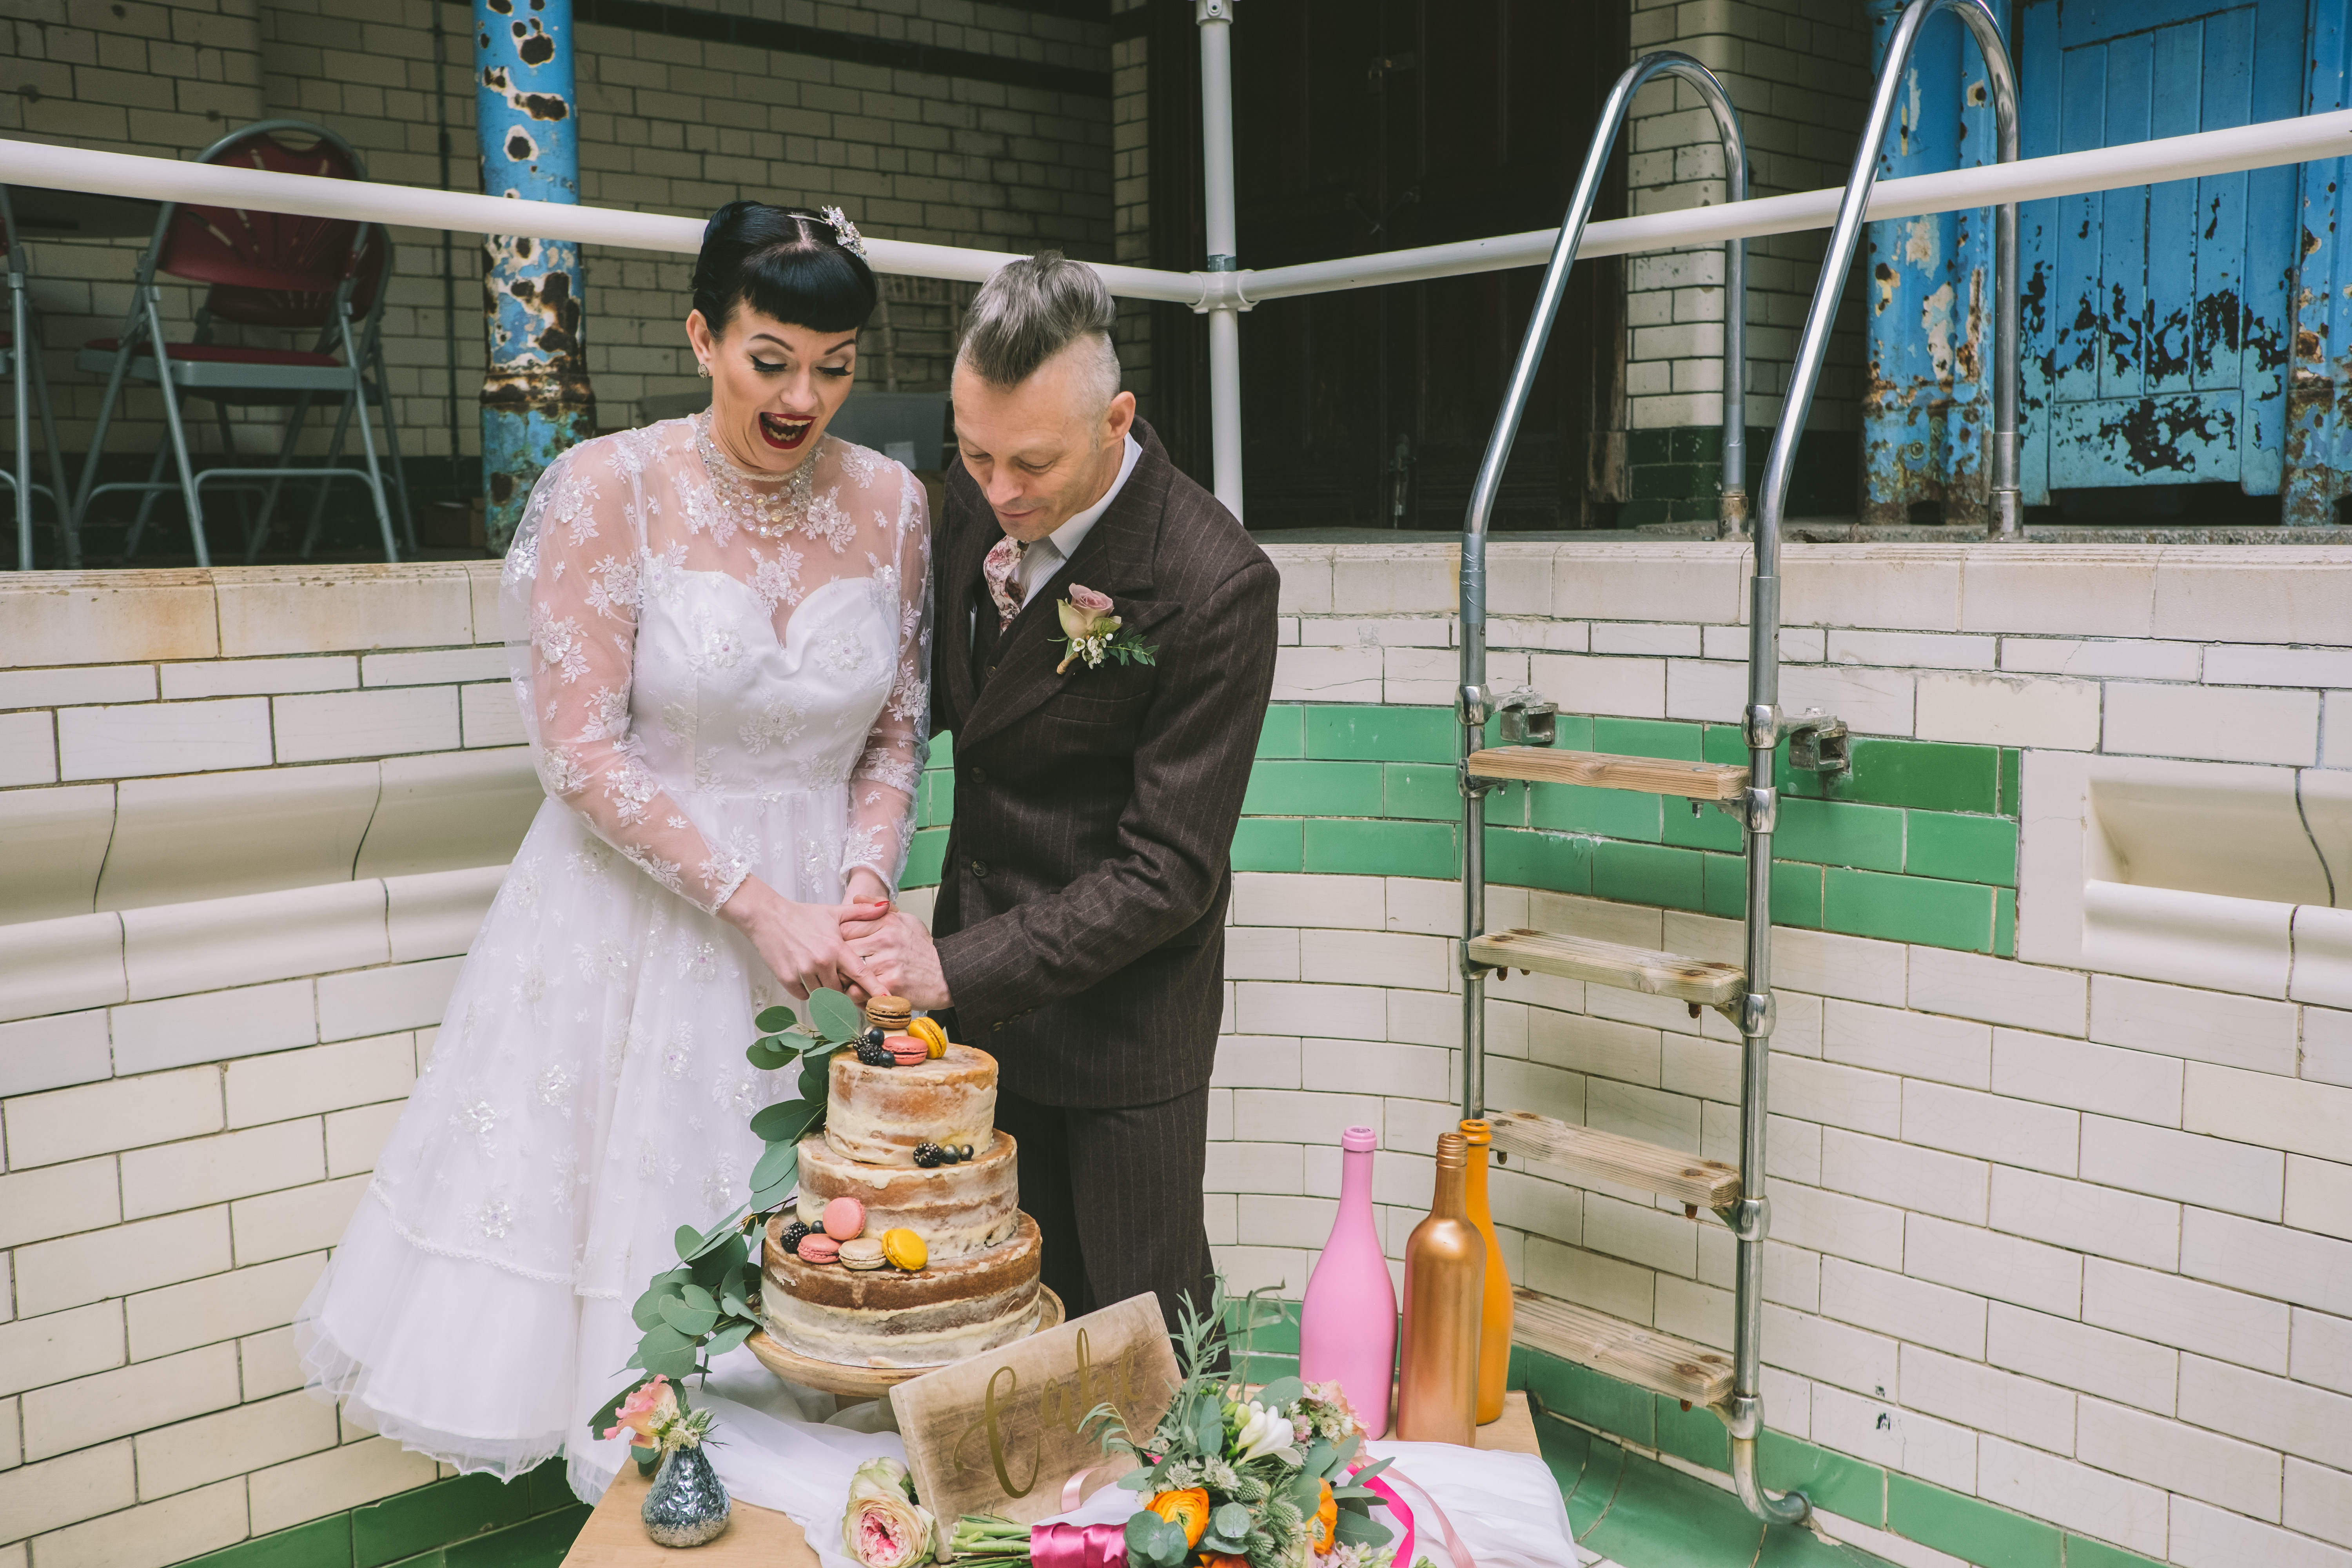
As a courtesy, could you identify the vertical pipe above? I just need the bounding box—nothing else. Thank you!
[12,274,31,568]
[476,0,595,552]
[1719,146,1748,538]
[434,0,465,515]
[1196,0,1244,519]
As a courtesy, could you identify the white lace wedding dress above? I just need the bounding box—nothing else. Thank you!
[295,413,931,1502]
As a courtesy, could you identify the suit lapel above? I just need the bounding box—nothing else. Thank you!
[955,425,1172,753]
[938,472,998,729]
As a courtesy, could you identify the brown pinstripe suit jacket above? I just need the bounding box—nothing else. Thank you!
[929,421,1280,1109]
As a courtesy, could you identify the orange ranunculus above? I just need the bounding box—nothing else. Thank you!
[1313,1479,1338,1554]
[1199,1555,1250,1568]
[1147,1488,1211,1548]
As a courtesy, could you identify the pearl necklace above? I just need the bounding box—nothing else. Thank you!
[694,409,818,541]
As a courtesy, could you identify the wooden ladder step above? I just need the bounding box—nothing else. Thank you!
[1469,747,1749,801]
[1488,1109,1741,1209]
[1470,927,1745,1007]
[1513,1286,1735,1408]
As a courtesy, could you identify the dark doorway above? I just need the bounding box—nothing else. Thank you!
[1148,0,1631,530]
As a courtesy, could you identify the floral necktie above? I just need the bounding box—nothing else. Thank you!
[983,535,1027,632]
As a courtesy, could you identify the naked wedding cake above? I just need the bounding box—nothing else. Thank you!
[757,1004,1044,1368]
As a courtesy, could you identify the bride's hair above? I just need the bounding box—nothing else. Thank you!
[692,201,878,335]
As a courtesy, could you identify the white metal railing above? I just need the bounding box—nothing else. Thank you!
[7,107,2350,309]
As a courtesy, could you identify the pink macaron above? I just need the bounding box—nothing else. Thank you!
[821,1196,866,1241]
[885,1034,929,1066]
[796,1232,840,1265]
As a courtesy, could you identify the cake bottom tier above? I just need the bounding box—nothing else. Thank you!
[758,1210,1042,1369]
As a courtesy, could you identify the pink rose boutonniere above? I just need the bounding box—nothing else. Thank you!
[1053,584,1158,674]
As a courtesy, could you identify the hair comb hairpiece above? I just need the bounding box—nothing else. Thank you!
[820,205,867,258]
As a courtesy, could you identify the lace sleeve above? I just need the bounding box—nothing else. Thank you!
[501,439,751,915]
[842,465,933,893]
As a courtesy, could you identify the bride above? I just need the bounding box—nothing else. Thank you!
[296,202,931,1502]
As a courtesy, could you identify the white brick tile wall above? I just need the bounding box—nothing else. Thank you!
[15,1208,233,1318]
[2185,1063,2352,1166]
[119,1120,325,1221]
[0,1158,121,1251]
[2286,1155,2352,1244]
[158,657,358,700]
[1906,1214,2083,1318]
[1990,1029,2182,1125]
[1902,1081,2079,1176]
[2291,1306,2352,1396]
[2181,1354,2352,1472]
[2091,976,2300,1076]
[0,1303,125,1401]
[20,1343,241,1462]
[1822,1000,1990,1088]
[0,1443,137,1553]
[0,713,59,788]
[1986,1302,2178,1414]
[2286,1457,2352,1551]
[1820,1258,1987,1358]
[2078,1397,2284,1520]
[1979,1434,2171,1558]
[1812,1383,1980,1492]
[1898,1343,2076,1453]
[2085,1258,2292,1373]
[2079,1116,2284,1221]
[1820,1129,1988,1226]
[57,700,273,781]
[2103,682,2319,766]
[2309,1006,2352,1087]
[1989,1166,2181,1271]
[2169,1501,2352,1568]
[2181,1207,2352,1319]
[1915,672,2102,751]
[4,1068,222,1169]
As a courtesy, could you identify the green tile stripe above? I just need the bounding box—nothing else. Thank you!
[901,706,2023,956]
[174,1458,588,1568]
[1512,1341,2161,1568]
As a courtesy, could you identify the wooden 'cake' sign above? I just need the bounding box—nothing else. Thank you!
[888,1293,1181,1526]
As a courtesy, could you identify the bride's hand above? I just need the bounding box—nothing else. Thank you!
[719,878,886,1002]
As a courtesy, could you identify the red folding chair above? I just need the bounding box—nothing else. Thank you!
[71,120,412,567]
[1,186,71,570]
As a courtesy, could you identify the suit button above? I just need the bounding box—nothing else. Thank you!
[969,766,987,785]
[970,859,989,878]
[986,664,998,679]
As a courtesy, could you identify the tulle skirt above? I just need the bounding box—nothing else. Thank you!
[296,791,844,1501]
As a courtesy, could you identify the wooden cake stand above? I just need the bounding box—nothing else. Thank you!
[742,1286,1067,1400]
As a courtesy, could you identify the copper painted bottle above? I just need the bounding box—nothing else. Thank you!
[1394,1131,1484,1445]
[1459,1118,1513,1424]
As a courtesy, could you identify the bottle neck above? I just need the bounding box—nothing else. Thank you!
[1339,1145,1375,1210]
[1462,1141,1490,1209]
[1430,1159,1467,1221]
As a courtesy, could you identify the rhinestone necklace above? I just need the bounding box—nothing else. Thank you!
[694,408,818,541]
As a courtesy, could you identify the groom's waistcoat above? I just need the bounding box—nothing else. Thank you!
[929,420,1279,1109]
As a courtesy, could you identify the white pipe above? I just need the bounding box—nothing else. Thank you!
[1237,105,2352,299]
[1195,0,1245,520]
[0,135,1207,305]
[10,103,2352,306]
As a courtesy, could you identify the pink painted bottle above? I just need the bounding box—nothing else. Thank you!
[1299,1125,1399,1437]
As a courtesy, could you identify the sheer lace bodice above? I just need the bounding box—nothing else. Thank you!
[500,415,933,910]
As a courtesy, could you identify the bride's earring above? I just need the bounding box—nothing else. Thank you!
[697,361,711,378]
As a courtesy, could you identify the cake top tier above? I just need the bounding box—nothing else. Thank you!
[824,1043,998,1168]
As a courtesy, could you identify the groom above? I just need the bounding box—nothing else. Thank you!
[846,253,1279,1330]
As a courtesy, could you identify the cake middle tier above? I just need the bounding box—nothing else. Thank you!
[824,1042,997,1167]
[793,1130,1018,1261]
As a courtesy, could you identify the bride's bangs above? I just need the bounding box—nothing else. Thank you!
[737,241,875,336]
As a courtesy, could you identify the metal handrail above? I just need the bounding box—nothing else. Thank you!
[1458,49,1747,1142]
[1453,52,1808,1525]
[1757,0,2020,548]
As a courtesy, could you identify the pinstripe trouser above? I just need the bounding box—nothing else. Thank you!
[993,1081,1218,1336]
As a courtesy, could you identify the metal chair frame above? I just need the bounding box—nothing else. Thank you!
[69,119,410,568]
[1,186,71,571]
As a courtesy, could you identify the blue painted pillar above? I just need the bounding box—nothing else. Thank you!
[475,0,595,551]
[1860,0,2006,526]
[2286,0,2352,525]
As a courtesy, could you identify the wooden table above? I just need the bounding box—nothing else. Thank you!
[562,1392,1544,1565]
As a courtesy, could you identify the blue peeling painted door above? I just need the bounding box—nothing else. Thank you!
[2017,0,2305,502]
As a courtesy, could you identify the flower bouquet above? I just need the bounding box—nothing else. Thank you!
[879,1285,1417,1568]
[605,1375,732,1546]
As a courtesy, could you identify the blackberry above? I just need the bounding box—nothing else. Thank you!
[913,1142,948,1168]
[778,1219,811,1254]
[855,1038,896,1067]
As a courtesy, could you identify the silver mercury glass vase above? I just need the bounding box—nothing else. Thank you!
[642,1441,731,1547]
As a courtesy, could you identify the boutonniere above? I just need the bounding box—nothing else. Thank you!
[1053,584,1158,673]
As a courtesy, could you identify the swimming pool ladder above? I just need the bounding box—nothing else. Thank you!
[1457,7,2016,1525]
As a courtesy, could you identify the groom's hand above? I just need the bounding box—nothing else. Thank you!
[840,907,951,1011]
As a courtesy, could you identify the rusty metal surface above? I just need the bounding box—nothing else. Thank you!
[476,0,596,550]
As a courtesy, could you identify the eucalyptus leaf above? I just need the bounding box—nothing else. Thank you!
[720,1292,750,1319]
[747,1038,792,1071]
[750,1144,800,1209]
[809,989,863,1042]
[706,1319,756,1358]
[1211,1502,1252,1539]
[630,1288,671,1332]
[797,1057,831,1107]
[639,1322,693,1359]
[1117,1466,1158,1491]
[1334,1511,1391,1547]
[673,1224,702,1261]
[756,1004,799,1033]
[658,1296,719,1338]
[694,1234,748,1282]
[750,1098,822,1144]
[1193,1395,1223,1457]
[1255,1376,1305,1409]
[1332,1434,1363,1468]
[643,1339,701,1379]
[684,1208,749,1264]
[1124,1513,1189,1568]
[679,1282,717,1314]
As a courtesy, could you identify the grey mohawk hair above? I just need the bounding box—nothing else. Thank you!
[957,251,1122,410]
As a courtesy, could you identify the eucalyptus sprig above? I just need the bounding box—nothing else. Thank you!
[592,987,875,1462]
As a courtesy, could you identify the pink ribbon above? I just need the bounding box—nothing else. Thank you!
[1029,1523,1128,1568]
[1356,1461,1472,1568]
